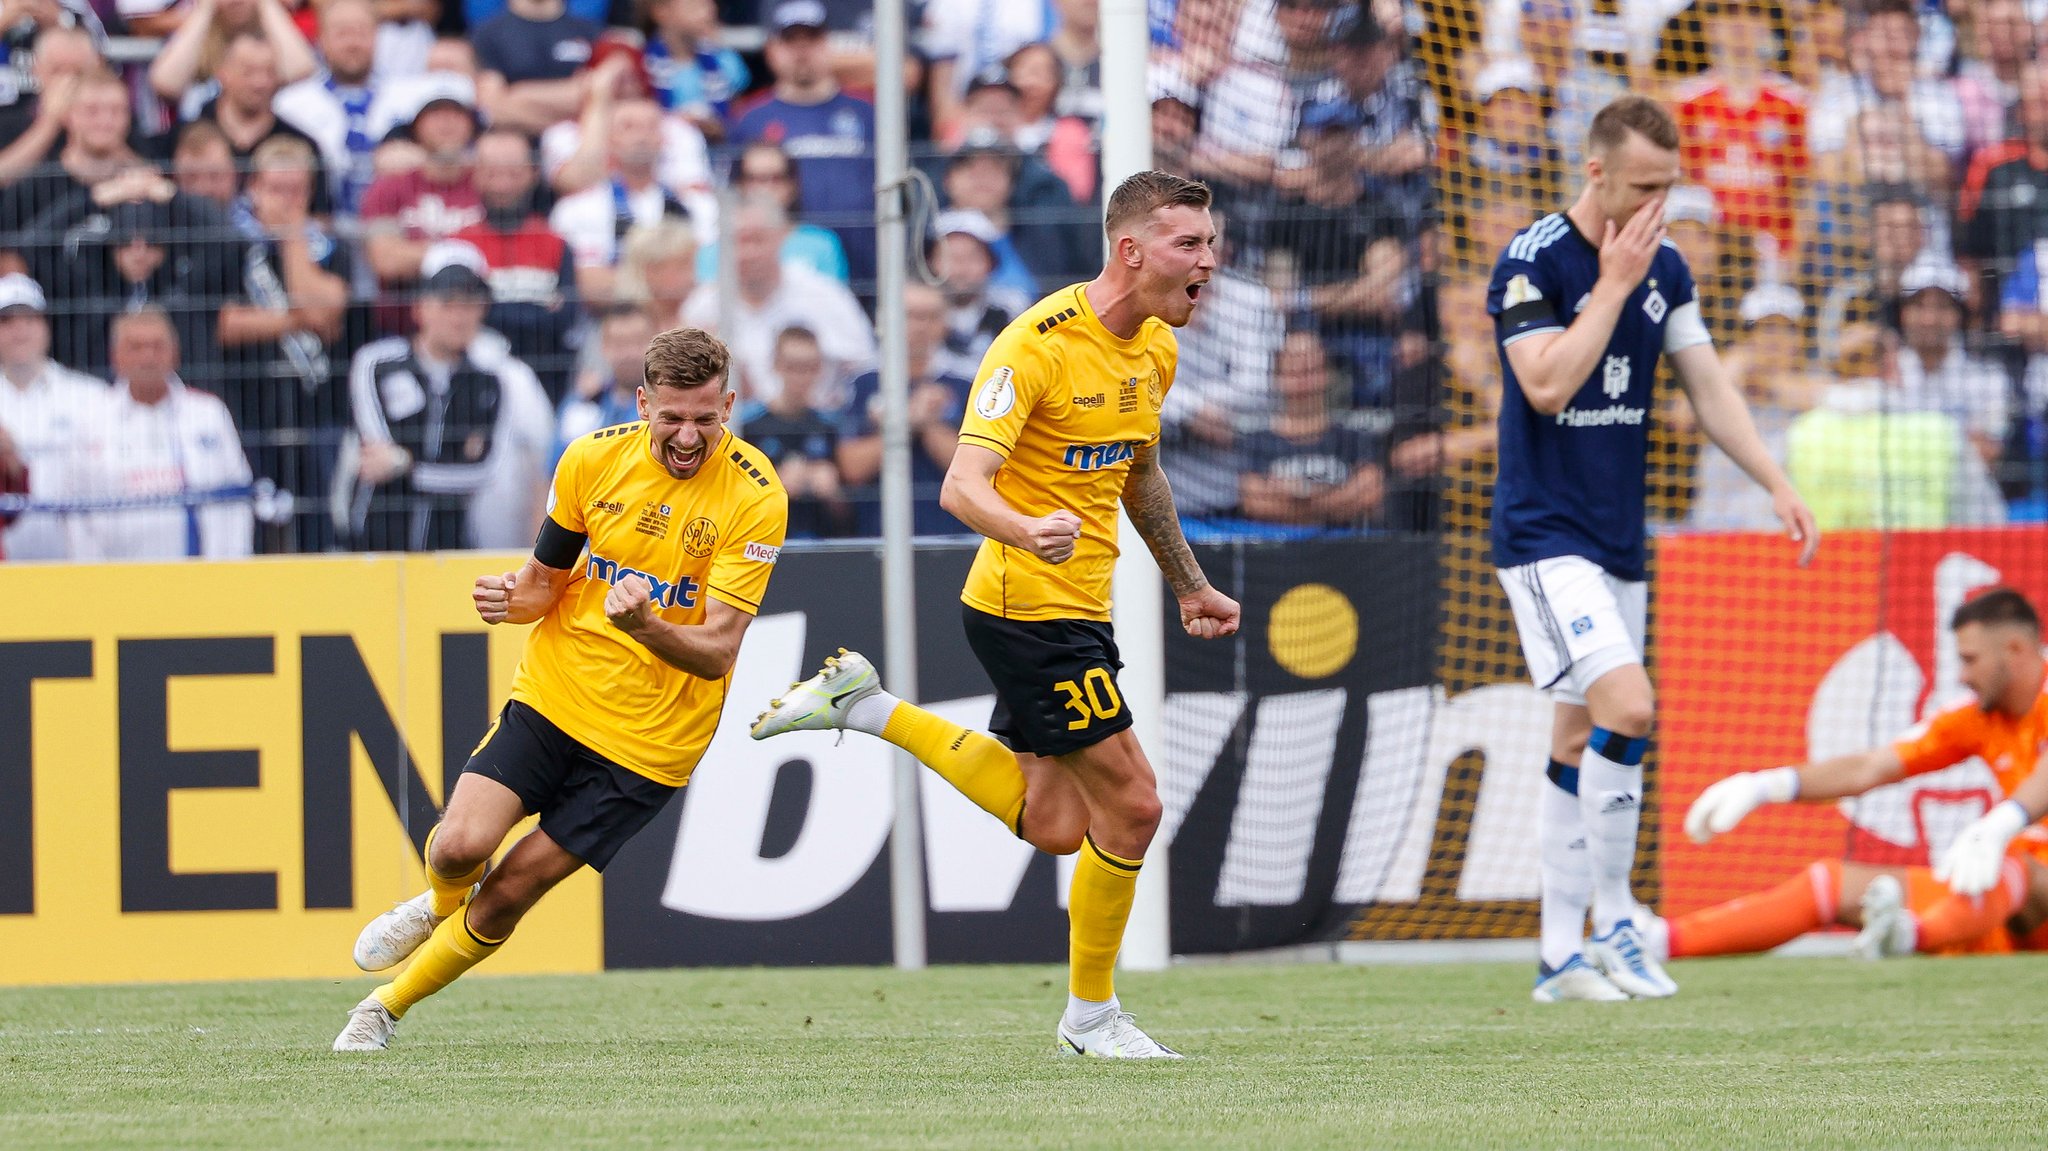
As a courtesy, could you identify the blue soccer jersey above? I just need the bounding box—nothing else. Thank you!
[1487,213,1710,581]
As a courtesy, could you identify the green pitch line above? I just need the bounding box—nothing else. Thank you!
[0,958,2042,1149]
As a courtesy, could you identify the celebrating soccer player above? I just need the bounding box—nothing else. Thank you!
[1677,587,2048,961]
[333,329,789,1052]
[751,171,1240,1059]
[1487,96,1818,1002]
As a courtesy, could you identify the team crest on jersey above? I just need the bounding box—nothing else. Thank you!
[1642,289,1667,323]
[1504,274,1543,307]
[1602,355,1631,399]
[1146,368,1164,412]
[679,516,718,557]
[1571,616,1595,636]
[976,366,1015,418]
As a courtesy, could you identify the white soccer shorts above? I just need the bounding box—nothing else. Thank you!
[1496,555,1647,707]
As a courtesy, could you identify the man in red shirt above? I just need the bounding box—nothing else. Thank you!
[1674,0,1808,263]
[359,76,486,334]
[452,128,580,401]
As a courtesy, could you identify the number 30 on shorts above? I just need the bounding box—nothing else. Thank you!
[1055,668,1123,730]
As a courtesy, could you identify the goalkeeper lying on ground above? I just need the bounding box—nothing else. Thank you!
[1655,586,2048,961]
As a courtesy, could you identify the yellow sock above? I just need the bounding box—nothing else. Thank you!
[1068,834,1142,1001]
[373,909,504,1019]
[881,701,1026,835]
[424,823,486,919]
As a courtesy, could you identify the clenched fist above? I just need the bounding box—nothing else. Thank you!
[605,573,655,635]
[473,570,519,624]
[1025,510,1083,564]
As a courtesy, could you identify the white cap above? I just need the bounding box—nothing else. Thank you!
[1899,257,1968,302]
[934,209,1001,248]
[368,71,479,142]
[1739,282,1803,325]
[1664,184,1716,226]
[0,273,46,313]
[1475,55,1541,103]
[1148,63,1199,109]
[421,239,488,279]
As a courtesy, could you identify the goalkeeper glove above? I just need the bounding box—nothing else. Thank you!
[1933,800,2031,897]
[1684,766,1801,844]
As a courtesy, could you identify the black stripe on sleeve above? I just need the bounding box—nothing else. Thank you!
[1498,300,1560,333]
[533,515,588,571]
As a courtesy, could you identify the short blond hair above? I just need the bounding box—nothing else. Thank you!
[645,327,730,393]
[1103,170,1212,240]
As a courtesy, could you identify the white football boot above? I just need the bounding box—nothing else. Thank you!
[1056,1012,1184,1059]
[1586,919,1679,998]
[353,886,477,972]
[332,995,399,1052]
[1852,874,1918,959]
[750,649,883,739]
[1530,954,1629,1003]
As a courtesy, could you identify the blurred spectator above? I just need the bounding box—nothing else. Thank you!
[1148,67,1200,176]
[0,272,108,561]
[1154,0,1237,97]
[0,69,141,241]
[55,197,220,386]
[1661,185,1732,335]
[0,0,103,102]
[644,0,748,142]
[177,32,335,214]
[1958,62,2048,289]
[274,0,380,213]
[1005,41,1096,203]
[696,140,848,285]
[920,0,1055,140]
[554,302,652,464]
[940,129,1086,294]
[1818,185,1926,364]
[472,0,601,137]
[0,25,100,189]
[837,281,972,536]
[548,98,698,305]
[370,0,437,82]
[1507,0,1622,177]
[454,129,581,402]
[1185,27,1295,200]
[170,120,241,209]
[0,420,25,558]
[365,39,481,149]
[1674,0,1806,261]
[1457,56,1559,200]
[1893,258,2009,463]
[1237,329,1384,529]
[147,0,318,120]
[1810,0,1963,172]
[1161,213,1284,518]
[929,209,1028,370]
[465,0,614,29]
[1953,0,2035,160]
[611,216,696,327]
[941,73,1091,276]
[732,0,877,289]
[1314,15,1436,236]
[70,307,255,560]
[342,245,552,550]
[1689,284,1825,530]
[541,53,716,233]
[738,325,847,538]
[1787,321,2006,529]
[219,133,349,547]
[359,75,483,329]
[680,197,873,404]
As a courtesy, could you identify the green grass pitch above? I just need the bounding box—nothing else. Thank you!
[2,957,2043,1149]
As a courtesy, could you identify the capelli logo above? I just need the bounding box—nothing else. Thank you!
[589,500,625,514]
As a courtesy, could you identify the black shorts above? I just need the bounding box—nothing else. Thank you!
[461,700,678,871]
[962,604,1132,758]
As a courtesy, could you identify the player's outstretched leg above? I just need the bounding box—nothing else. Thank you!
[1532,758,1626,1002]
[1661,860,1842,958]
[1851,874,1916,959]
[752,649,1028,836]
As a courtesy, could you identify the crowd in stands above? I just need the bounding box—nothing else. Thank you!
[2,0,2043,562]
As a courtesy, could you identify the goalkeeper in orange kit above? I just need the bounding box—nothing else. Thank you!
[1660,587,2048,961]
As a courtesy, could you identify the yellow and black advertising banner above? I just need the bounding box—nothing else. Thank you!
[0,553,601,985]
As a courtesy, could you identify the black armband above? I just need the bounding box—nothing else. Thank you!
[533,515,588,570]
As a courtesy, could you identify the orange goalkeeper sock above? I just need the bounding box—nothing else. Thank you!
[1669,859,1840,958]
[881,702,1026,835]
[373,908,505,1019]
[1913,859,2024,951]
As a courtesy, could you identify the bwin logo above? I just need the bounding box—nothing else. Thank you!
[586,552,701,608]
[1064,440,1138,470]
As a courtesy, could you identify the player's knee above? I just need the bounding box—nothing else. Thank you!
[430,823,498,875]
[1600,696,1656,740]
[466,874,538,939]
[1115,790,1164,843]
[1033,823,1087,857]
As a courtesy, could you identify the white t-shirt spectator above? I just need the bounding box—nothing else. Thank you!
[681,262,876,407]
[539,117,718,245]
[922,0,1054,95]
[549,181,690,273]
[0,360,108,561]
[1198,64,1297,163]
[1897,344,2012,447]
[466,338,556,550]
[69,377,254,560]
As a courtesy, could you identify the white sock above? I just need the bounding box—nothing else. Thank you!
[1539,773,1591,972]
[1580,734,1644,937]
[843,689,900,736]
[1063,992,1118,1032]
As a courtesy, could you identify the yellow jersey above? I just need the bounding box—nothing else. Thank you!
[957,283,1178,621]
[511,424,788,786]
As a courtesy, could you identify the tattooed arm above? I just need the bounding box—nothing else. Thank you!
[1122,442,1241,639]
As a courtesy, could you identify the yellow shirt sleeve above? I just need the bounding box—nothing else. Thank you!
[545,436,590,534]
[706,489,789,615]
[957,327,1056,458]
